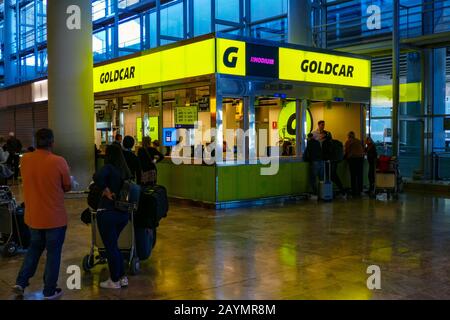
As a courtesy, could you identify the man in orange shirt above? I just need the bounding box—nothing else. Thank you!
[12,128,71,300]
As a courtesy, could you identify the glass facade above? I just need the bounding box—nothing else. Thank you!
[0,0,289,87]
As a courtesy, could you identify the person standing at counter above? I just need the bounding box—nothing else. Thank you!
[138,136,165,186]
[344,131,365,197]
[112,134,123,148]
[322,132,346,197]
[312,120,329,144]
[122,136,142,185]
[365,136,378,196]
[303,133,323,197]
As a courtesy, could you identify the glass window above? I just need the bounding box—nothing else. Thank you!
[92,0,106,21]
[20,2,35,50]
[194,0,211,36]
[250,18,287,42]
[216,0,240,23]
[118,17,141,50]
[93,30,107,62]
[149,11,157,48]
[36,49,47,75]
[118,0,140,9]
[251,0,288,22]
[160,2,183,38]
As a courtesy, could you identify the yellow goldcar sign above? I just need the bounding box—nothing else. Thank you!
[93,39,215,93]
[216,38,246,76]
[94,37,371,93]
[279,47,371,88]
[372,82,422,104]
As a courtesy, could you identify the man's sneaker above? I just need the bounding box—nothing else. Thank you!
[100,279,121,289]
[120,276,129,287]
[12,285,24,297]
[43,288,63,300]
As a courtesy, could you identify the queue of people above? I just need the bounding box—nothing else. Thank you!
[93,134,164,289]
[303,120,378,199]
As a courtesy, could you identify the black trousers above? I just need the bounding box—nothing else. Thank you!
[368,159,376,192]
[347,157,364,196]
[7,154,20,179]
[325,161,345,194]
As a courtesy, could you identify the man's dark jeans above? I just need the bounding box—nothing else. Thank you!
[309,161,324,195]
[16,226,66,297]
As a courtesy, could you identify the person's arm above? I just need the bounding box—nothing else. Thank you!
[59,158,72,192]
[154,148,165,163]
[344,141,350,159]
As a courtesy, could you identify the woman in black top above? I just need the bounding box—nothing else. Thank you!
[94,144,132,289]
[138,136,164,186]
[122,136,141,185]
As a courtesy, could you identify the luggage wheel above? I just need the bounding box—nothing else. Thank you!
[129,256,140,275]
[3,242,18,257]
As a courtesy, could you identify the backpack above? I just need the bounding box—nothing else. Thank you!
[87,182,103,210]
[135,185,168,229]
[114,180,141,212]
[321,139,334,161]
[331,139,344,161]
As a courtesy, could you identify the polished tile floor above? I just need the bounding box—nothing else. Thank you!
[1,189,450,300]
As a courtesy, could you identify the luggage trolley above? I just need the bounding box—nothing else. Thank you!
[0,186,28,257]
[374,156,401,200]
[82,184,141,275]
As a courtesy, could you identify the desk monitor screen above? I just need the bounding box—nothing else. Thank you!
[163,128,177,147]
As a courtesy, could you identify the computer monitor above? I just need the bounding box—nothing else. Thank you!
[163,128,177,147]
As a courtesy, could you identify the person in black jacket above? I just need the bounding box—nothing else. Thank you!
[138,136,164,186]
[122,136,141,184]
[303,133,323,196]
[93,144,132,289]
[322,132,346,197]
[6,132,22,180]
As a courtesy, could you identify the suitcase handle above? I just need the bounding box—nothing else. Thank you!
[323,160,331,182]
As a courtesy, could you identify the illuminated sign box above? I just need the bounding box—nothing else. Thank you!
[94,39,216,93]
[94,36,371,93]
[279,47,371,88]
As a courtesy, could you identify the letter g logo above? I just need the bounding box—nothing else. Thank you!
[223,47,239,68]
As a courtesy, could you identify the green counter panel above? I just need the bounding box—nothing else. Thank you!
[217,162,310,202]
[157,162,216,203]
[156,160,369,205]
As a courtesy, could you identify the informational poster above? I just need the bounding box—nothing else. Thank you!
[136,118,142,143]
[149,116,159,142]
[175,106,198,128]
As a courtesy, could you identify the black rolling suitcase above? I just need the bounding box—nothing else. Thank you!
[135,185,168,229]
[135,227,155,260]
[134,185,168,259]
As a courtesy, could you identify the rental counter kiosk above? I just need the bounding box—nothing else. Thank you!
[93,33,371,208]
